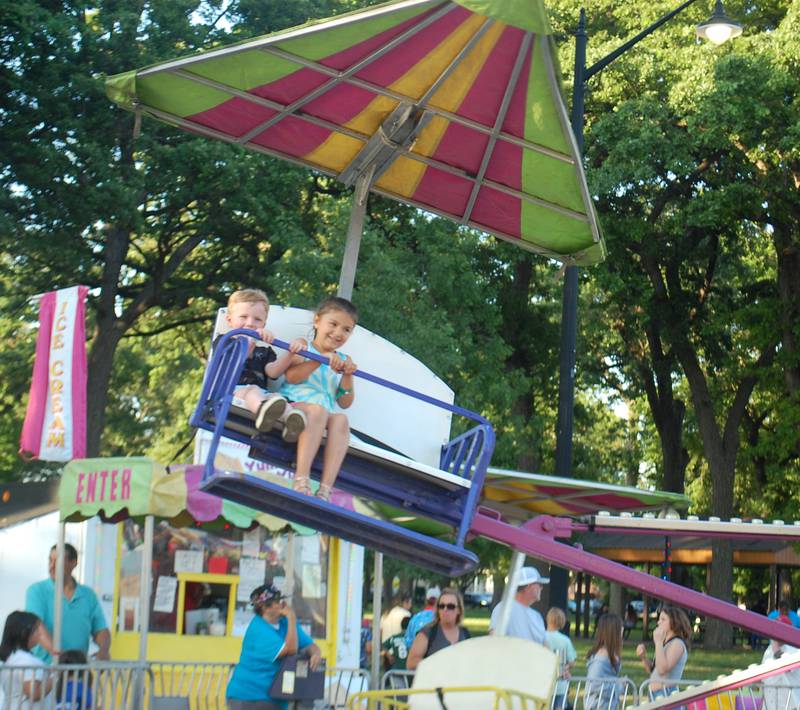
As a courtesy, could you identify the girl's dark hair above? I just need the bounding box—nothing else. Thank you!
[315,296,358,323]
[0,611,40,661]
[660,605,692,648]
[587,613,623,671]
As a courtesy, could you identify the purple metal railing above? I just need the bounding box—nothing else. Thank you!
[191,330,495,546]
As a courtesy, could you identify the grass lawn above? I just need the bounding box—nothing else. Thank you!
[460,609,763,685]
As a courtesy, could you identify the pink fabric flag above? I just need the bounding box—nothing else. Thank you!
[20,286,89,461]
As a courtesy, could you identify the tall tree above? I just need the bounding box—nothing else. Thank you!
[0,0,364,457]
[557,0,800,647]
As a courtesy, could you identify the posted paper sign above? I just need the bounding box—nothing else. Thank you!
[153,576,178,613]
[242,528,261,558]
[174,549,204,574]
[238,557,266,601]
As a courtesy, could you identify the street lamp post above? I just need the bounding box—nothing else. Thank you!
[550,0,741,614]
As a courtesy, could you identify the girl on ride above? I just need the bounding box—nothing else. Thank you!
[280,296,358,502]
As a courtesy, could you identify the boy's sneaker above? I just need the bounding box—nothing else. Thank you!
[255,396,287,432]
[281,409,307,443]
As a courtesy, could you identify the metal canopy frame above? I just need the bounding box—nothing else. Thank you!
[119,0,600,266]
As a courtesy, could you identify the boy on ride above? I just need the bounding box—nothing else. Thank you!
[223,289,307,442]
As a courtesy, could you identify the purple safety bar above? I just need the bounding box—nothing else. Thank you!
[191,330,495,547]
[265,336,496,546]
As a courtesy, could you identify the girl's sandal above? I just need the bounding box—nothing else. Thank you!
[316,484,333,503]
[292,476,312,496]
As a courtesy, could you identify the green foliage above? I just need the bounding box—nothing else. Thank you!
[1,2,798,640]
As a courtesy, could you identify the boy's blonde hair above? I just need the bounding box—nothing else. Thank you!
[228,289,269,310]
[546,607,566,629]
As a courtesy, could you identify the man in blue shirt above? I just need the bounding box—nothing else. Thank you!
[25,543,110,662]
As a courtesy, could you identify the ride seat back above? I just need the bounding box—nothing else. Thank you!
[410,636,557,709]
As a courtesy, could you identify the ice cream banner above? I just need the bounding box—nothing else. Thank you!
[20,285,89,461]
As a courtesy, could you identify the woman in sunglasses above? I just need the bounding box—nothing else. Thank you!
[406,588,470,670]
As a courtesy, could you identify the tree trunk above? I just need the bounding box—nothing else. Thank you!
[705,541,734,648]
[504,256,539,472]
[86,223,132,457]
[674,338,762,648]
[638,318,689,494]
[659,399,689,494]
[491,569,506,608]
[774,227,800,397]
[86,324,125,457]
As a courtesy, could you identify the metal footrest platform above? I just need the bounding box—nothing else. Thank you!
[201,469,479,576]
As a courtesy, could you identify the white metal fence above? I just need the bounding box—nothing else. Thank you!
[381,671,639,709]
[0,662,369,709]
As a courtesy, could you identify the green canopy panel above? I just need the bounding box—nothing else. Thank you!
[376,468,688,532]
[481,468,689,524]
[106,0,604,264]
[59,458,313,533]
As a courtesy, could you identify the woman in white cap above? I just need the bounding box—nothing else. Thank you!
[226,583,321,710]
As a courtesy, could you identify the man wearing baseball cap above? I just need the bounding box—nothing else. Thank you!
[405,586,441,648]
[489,566,549,644]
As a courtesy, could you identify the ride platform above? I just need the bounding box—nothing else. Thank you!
[190,327,495,575]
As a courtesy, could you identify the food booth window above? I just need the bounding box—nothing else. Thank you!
[117,519,328,641]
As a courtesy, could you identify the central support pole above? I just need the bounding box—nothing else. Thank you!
[338,169,374,301]
[494,550,525,636]
[551,9,588,613]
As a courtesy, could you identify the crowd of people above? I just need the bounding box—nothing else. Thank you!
[7,538,800,709]
[365,566,700,709]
